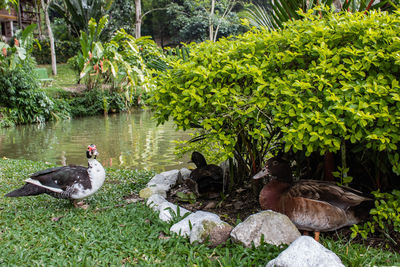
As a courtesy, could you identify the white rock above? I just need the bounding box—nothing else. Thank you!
[190,219,233,247]
[146,194,167,211]
[158,201,191,222]
[230,210,300,247]
[180,168,192,181]
[266,236,345,267]
[139,184,169,198]
[147,169,180,190]
[170,211,221,237]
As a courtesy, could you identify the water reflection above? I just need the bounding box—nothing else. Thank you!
[0,109,192,171]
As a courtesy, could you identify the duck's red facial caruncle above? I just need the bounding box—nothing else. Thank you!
[87,144,99,157]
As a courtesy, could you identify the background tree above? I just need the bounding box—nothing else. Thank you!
[135,0,141,38]
[41,0,57,75]
[207,0,237,42]
[165,0,245,43]
[102,0,135,39]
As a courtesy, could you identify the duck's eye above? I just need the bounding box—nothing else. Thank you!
[272,160,279,166]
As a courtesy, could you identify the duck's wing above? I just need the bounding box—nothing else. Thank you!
[190,166,222,182]
[286,180,370,210]
[284,196,357,232]
[206,165,224,181]
[27,166,90,192]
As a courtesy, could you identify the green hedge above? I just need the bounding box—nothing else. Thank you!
[32,40,80,64]
[151,8,400,185]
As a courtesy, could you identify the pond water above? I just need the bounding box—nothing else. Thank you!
[0,109,192,172]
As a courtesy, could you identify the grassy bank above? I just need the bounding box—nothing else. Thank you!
[40,64,78,89]
[0,158,399,266]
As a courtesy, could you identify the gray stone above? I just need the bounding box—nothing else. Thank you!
[230,210,300,247]
[158,201,191,222]
[190,219,233,247]
[170,211,221,237]
[147,169,180,190]
[266,236,345,267]
[146,194,167,211]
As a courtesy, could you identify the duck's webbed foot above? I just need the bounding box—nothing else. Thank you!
[314,231,320,242]
[71,200,89,209]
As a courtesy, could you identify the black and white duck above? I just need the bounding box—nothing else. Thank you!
[185,151,224,198]
[5,144,106,207]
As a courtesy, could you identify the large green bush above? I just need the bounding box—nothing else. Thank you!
[77,16,153,108]
[351,189,400,246]
[151,8,400,186]
[69,89,131,117]
[32,39,80,64]
[0,26,71,126]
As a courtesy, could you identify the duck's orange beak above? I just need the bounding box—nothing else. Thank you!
[252,167,269,180]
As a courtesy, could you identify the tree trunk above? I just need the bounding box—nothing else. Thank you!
[324,152,335,181]
[209,0,215,41]
[135,0,141,38]
[41,0,56,75]
[17,1,22,29]
[34,0,43,40]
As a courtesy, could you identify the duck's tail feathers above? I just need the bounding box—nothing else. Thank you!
[352,199,375,221]
[5,183,47,197]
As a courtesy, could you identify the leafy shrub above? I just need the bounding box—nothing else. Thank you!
[135,36,169,71]
[0,25,71,126]
[351,190,400,248]
[151,8,400,185]
[69,89,131,117]
[32,39,80,64]
[78,16,153,107]
[0,63,58,124]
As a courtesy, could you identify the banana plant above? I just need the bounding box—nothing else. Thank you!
[0,24,37,71]
[78,17,151,107]
[0,0,17,9]
[50,0,113,37]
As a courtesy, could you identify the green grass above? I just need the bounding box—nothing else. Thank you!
[1,159,399,266]
[38,64,78,97]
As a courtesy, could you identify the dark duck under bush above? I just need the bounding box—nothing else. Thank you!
[185,151,224,198]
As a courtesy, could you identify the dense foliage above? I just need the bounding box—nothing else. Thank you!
[0,26,69,126]
[50,0,113,37]
[101,0,136,40]
[76,16,153,109]
[245,0,398,31]
[352,189,400,248]
[32,39,80,64]
[151,8,400,189]
[68,89,130,116]
[166,0,246,43]
[48,0,248,46]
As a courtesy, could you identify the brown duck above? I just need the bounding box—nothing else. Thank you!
[253,157,372,241]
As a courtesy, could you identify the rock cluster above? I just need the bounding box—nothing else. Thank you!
[140,169,345,266]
